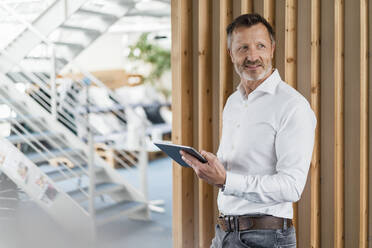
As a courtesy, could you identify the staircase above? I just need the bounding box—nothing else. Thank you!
[0,0,167,238]
[0,72,150,239]
[0,0,137,74]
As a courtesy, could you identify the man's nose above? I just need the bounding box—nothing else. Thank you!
[246,48,259,61]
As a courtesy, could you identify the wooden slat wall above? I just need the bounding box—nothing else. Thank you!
[263,0,275,28]
[171,1,371,247]
[310,0,321,247]
[344,0,361,246]
[297,1,312,246]
[284,1,299,243]
[240,0,253,14]
[197,0,214,247]
[320,1,335,246]
[218,0,233,136]
[334,0,344,247]
[171,0,195,247]
[360,0,369,247]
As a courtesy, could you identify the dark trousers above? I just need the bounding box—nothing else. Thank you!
[210,224,296,248]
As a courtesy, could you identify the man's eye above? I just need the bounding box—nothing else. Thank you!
[240,46,248,51]
[258,44,265,49]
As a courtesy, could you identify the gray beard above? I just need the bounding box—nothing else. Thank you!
[235,64,272,82]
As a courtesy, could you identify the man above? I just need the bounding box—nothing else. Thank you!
[180,13,316,248]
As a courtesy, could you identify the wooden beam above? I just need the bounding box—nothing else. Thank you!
[219,0,233,137]
[285,0,297,89]
[240,0,253,15]
[263,0,275,68]
[171,0,195,247]
[284,0,298,242]
[334,0,344,247]
[310,0,321,247]
[263,0,275,28]
[359,0,369,247]
[198,0,214,247]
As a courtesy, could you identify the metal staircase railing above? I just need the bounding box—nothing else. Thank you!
[0,74,151,237]
[0,1,165,234]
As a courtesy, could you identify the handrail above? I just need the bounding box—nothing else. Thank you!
[25,71,144,170]
[0,91,90,175]
[0,97,91,199]
[9,125,89,199]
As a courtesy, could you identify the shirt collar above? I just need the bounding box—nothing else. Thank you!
[237,69,281,100]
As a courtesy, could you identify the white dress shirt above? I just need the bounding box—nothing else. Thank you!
[217,69,316,219]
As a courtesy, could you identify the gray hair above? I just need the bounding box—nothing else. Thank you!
[226,13,275,50]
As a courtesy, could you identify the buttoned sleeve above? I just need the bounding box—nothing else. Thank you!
[222,100,316,203]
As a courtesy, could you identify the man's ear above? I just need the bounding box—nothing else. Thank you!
[271,42,276,58]
[228,49,234,63]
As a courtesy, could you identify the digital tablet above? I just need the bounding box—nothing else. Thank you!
[153,141,208,167]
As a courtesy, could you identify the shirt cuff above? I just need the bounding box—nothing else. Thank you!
[223,171,245,196]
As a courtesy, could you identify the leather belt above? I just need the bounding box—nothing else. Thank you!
[217,215,293,232]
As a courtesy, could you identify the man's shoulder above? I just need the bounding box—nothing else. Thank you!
[275,81,310,108]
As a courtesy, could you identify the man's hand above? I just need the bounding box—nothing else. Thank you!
[180,150,226,188]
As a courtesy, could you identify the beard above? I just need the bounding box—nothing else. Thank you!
[234,59,272,81]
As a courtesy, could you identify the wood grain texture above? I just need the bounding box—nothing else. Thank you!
[334,0,344,247]
[263,0,275,28]
[240,0,253,14]
[197,0,215,247]
[171,0,195,247]
[284,0,298,243]
[310,0,321,247]
[219,0,233,137]
[360,0,369,247]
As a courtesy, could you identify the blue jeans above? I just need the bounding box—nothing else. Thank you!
[210,224,296,248]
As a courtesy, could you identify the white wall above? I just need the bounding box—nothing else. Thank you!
[69,33,125,72]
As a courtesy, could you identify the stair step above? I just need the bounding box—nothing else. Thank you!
[96,200,144,225]
[77,8,118,20]
[0,115,38,123]
[43,165,104,182]
[24,56,68,64]
[60,25,101,35]
[67,182,124,202]
[26,148,81,164]
[7,131,58,144]
[54,41,84,50]
[6,72,27,83]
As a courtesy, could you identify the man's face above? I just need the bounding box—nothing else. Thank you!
[229,23,275,82]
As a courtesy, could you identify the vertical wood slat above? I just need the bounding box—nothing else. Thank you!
[171,0,195,247]
[310,0,321,247]
[334,0,344,247]
[219,0,233,137]
[263,0,275,28]
[284,0,298,242]
[197,0,214,247]
[285,0,297,89]
[263,0,275,67]
[359,0,369,247]
[240,0,253,15]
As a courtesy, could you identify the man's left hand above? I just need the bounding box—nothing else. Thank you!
[180,150,226,188]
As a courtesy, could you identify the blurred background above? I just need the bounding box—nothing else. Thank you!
[0,0,172,247]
